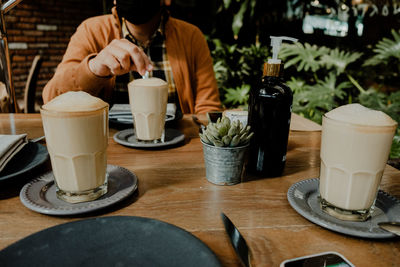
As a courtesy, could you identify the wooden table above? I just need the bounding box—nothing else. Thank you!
[0,113,399,266]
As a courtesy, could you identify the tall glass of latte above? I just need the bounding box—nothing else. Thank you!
[319,104,397,221]
[40,91,109,203]
[128,77,168,142]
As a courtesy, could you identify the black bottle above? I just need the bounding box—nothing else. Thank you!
[247,58,293,177]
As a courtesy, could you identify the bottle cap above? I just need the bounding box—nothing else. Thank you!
[264,36,298,77]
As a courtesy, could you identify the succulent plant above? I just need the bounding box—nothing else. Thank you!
[199,116,253,147]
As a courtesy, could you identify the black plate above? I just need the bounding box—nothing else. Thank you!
[287,178,400,239]
[113,128,185,148]
[0,216,221,267]
[0,142,49,182]
[20,165,138,216]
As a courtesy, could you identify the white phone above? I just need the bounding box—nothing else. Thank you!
[280,251,355,267]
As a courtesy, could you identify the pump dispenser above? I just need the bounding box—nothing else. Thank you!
[247,36,298,177]
[263,36,298,77]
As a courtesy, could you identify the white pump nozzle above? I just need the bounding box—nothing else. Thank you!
[268,36,298,64]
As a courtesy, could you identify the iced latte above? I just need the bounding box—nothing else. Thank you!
[41,91,109,203]
[128,77,168,142]
[319,104,397,221]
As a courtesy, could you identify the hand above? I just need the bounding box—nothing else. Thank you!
[161,0,171,6]
[88,39,153,77]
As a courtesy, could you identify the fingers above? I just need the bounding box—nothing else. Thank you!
[89,39,153,77]
[161,0,172,6]
[105,44,131,76]
[121,42,147,75]
[130,45,153,74]
[113,39,153,76]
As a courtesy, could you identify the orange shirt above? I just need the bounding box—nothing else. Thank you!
[42,7,221,114]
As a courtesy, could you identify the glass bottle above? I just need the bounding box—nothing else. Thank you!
[247,36,297,177]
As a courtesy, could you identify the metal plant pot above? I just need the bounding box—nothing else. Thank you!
[201,140,249,185]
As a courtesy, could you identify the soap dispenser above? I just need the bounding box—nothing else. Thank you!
[247,36,298,177]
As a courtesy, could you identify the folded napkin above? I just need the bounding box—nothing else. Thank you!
[0,134,28,173]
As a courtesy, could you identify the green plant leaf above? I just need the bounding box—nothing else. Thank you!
[364,29,400,66]
[287,77,307,94]
[358,88,388,111]
[321,48,363,75]
[292,73,351,123]
[210,38,269,109]
[358,89,400,159]
[223,84,250,106]
[213,60,229,89]
[249,0,256,18]
[390,133,400,159]
[232,0,248,37]
[223,0,232,9]
[279,42,329,72]
[358,89,400,126]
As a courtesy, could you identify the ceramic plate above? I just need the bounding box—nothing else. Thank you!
[19,165,138,216]
[113,128,185,148]
[0,216,221,267]
[287,178,400,239]
[0,142,49,182]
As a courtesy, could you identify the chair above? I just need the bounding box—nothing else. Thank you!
[0,81,10,113]
[22,55,43,113]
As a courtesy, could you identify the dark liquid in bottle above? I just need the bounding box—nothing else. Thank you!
[247,76,293,177]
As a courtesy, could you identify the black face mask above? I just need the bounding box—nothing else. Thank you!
[116,0,161,25]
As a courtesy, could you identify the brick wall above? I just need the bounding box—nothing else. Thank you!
[4,0,104,108]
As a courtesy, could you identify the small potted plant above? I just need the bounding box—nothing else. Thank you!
[200,116,253,185]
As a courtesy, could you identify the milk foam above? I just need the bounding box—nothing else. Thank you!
[43,91,108,112]
[325,103,397,127]
[130,77,168,87]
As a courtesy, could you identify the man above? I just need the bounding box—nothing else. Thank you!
[42,0,221,114]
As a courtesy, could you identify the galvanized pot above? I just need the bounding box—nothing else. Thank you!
[201,140,249,185]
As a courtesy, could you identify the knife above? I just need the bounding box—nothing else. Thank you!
[221,212,251,267]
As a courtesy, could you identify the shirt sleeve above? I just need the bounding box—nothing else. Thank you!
[42,18,115,104]
[190,27,222,114]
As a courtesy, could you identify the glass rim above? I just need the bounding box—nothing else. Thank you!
[40,104,108,116]
[323,113,398,129]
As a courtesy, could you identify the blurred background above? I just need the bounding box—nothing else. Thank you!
[2,0,400,161]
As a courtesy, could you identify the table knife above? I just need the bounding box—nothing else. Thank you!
[221,212,251,267]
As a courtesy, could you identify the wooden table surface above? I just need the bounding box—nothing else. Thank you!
[0,113,399,266]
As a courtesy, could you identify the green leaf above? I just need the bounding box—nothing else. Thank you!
[232,0,248,37]
[223,0,232,9]
[210,38,269,108]
[279,42,329,72]
[358,89,400,125]
[292,73,351,124]
[321,48,363,75]
[287,77,307,94]
[364,29,400,66]
[223,84,250,106]
[358,89,400,159]
[390,133,400,159]
[249,0,256,18]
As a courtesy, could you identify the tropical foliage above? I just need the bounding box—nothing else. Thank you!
[218,0,257,37]
[210,38,268,109]
[210,29,400,158]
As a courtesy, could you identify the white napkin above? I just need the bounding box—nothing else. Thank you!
[0,134,28,172]
[166,103,176,119]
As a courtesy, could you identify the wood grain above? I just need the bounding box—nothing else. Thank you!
[0,114,399,266]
